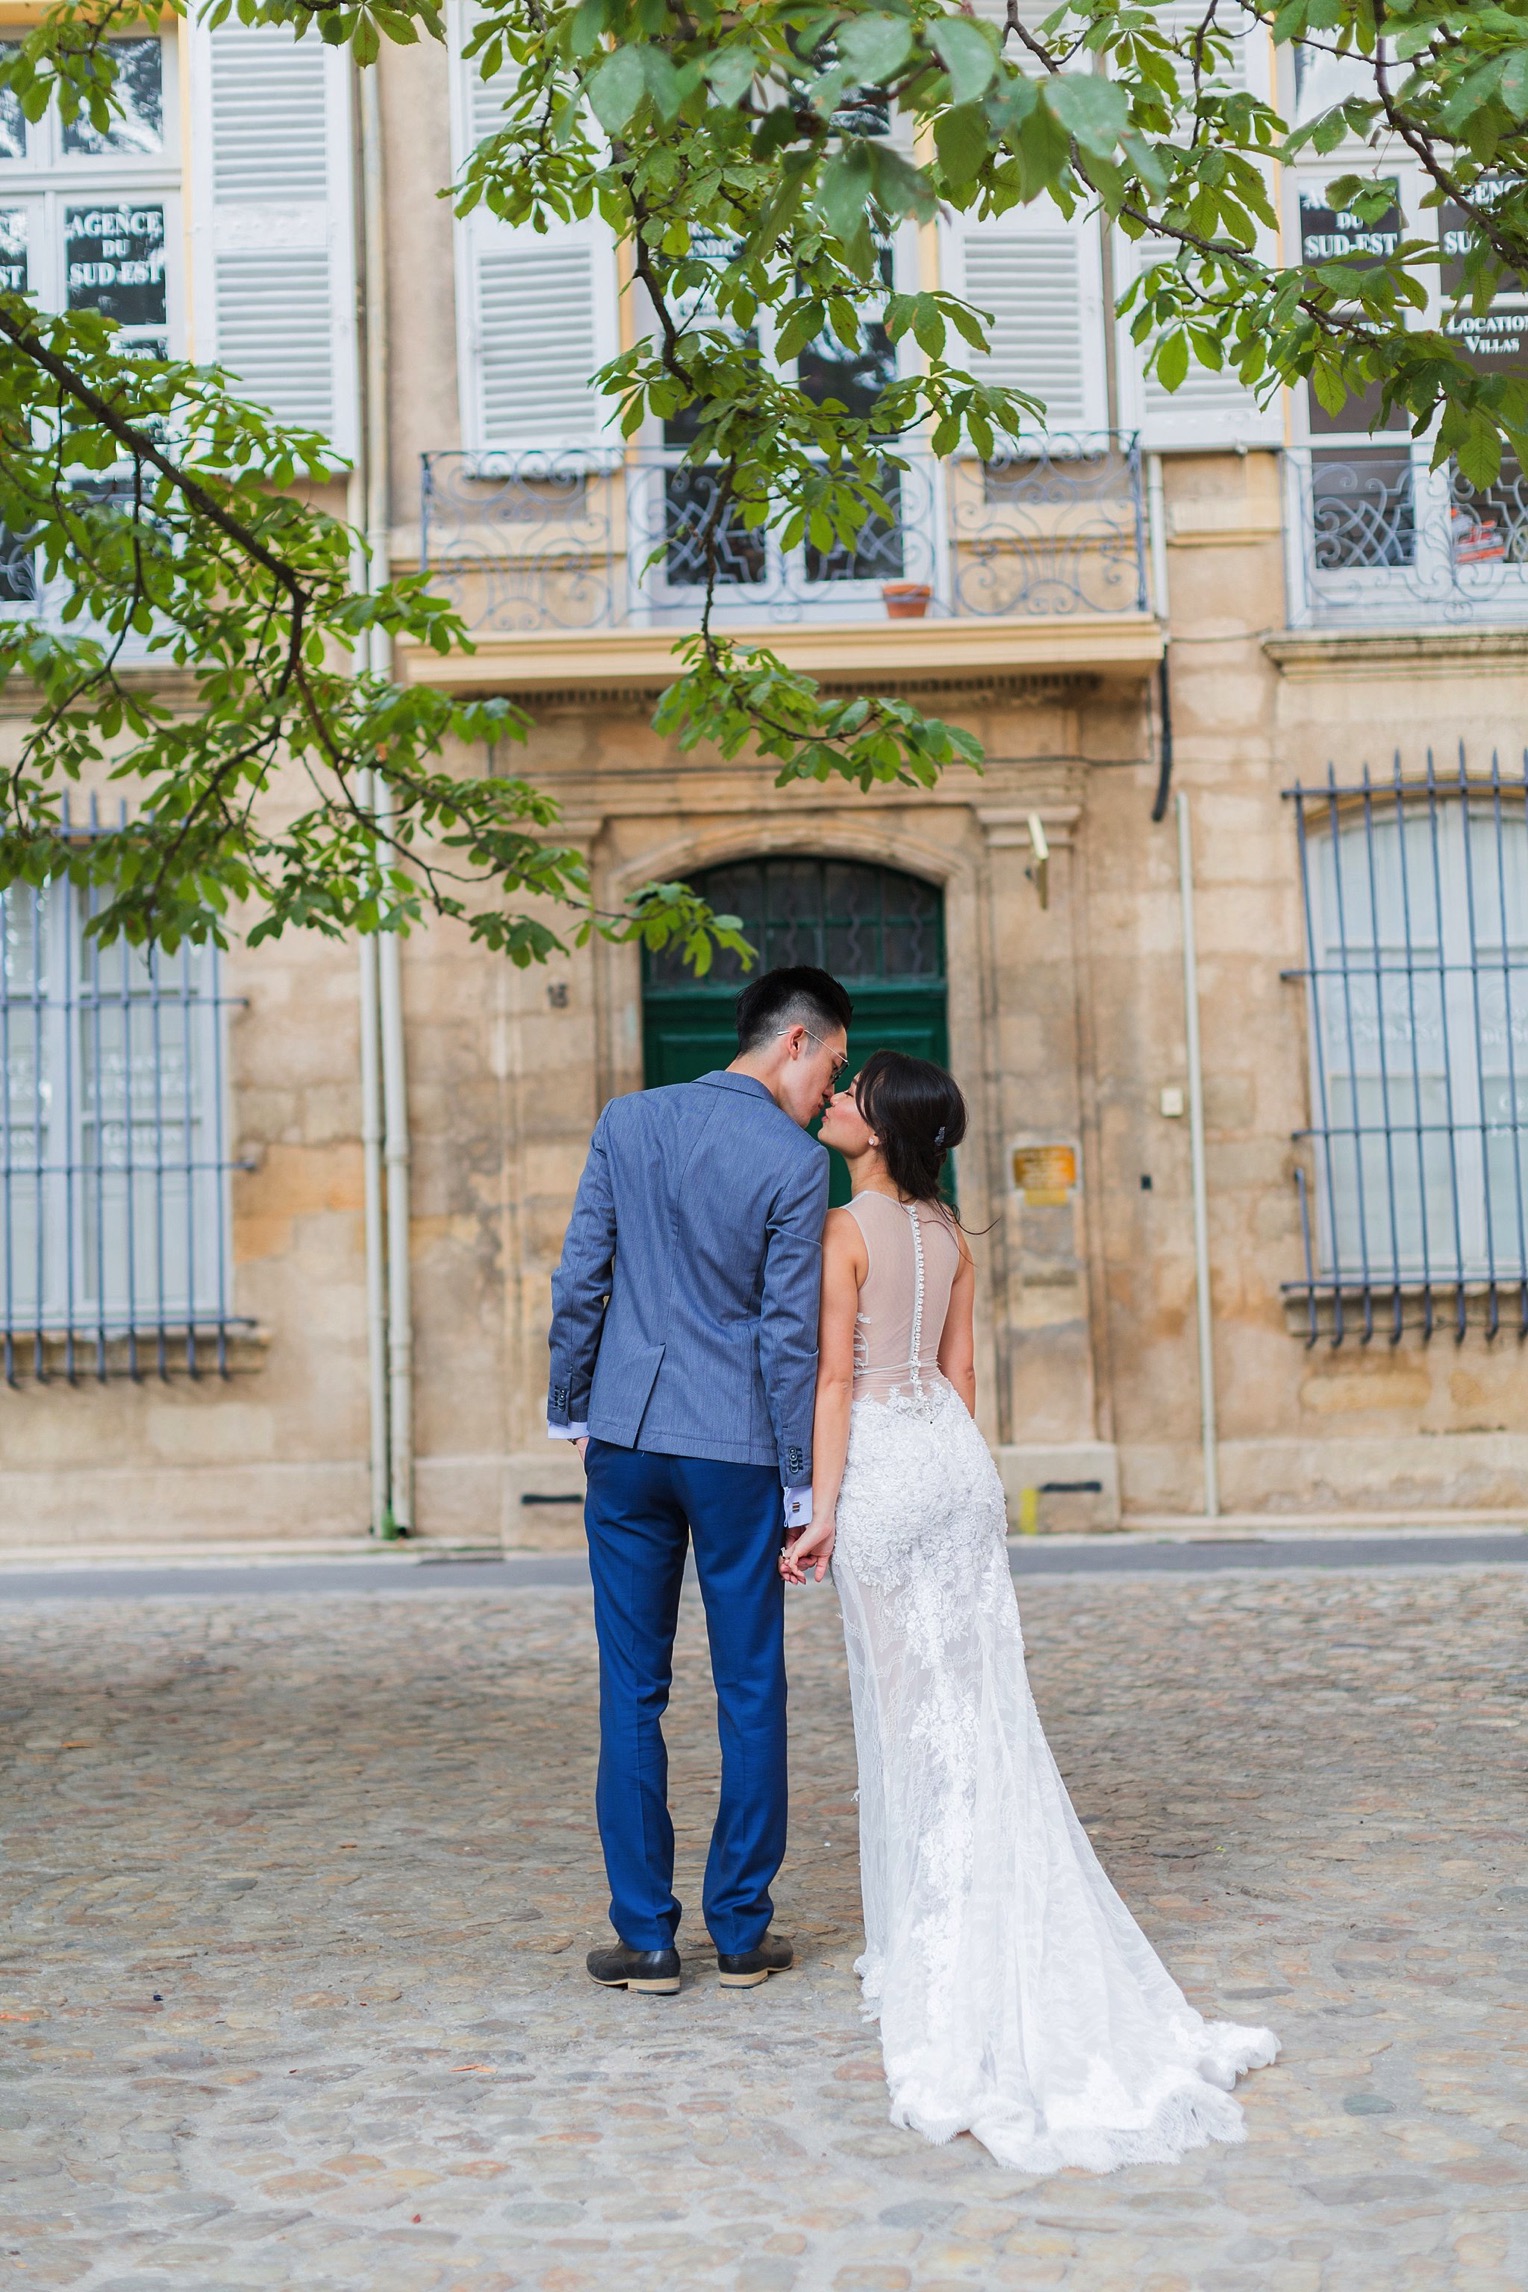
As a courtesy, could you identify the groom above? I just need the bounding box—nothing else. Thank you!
[547,965,851,1994]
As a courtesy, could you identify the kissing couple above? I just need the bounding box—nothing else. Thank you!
[548,964,1276,2173]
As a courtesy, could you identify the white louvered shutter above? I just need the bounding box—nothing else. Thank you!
[450,1,619,450]
[188,23,357,457]
[942,211,1109,437]
[1112,6,1282,449]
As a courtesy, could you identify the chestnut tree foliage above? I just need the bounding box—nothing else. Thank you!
[0,0,1524,958]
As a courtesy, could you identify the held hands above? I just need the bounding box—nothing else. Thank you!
[780,1514,836,1586]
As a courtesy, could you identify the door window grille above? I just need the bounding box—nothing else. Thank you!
[1289,753,1528,1341]
[0,858,245,1380]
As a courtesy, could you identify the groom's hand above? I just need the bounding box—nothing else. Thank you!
[780,1517,835,1586]
[576,1437,589,1464]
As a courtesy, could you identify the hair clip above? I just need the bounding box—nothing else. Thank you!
[933,1126,946,1148]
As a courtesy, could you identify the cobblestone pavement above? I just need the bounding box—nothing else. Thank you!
[3,1564,1526,2292]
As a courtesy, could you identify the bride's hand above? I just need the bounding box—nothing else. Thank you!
[780,1515,836,1586]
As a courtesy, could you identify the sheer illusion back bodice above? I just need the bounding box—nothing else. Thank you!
[844,1191,960,1403]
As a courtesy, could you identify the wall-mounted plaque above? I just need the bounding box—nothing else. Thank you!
[1012,1142,1078,1206]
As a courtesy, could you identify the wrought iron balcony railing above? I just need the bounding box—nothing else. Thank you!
[417,435,1148,637]
[1291,447,1528,626]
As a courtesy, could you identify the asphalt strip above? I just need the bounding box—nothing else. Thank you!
[0,1533,1526,1601]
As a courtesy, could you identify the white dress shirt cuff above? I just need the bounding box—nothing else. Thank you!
[547,1419,589,1441]
[784,1485,812,1530]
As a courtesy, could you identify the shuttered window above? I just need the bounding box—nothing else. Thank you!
[943,213,1109,436]
[188,22,357,455]
[1113,6,1282,448]
[476,240,608,444]
[449,1,619,451]
[0,29,180,362]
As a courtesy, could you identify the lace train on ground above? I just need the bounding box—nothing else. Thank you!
[834,1374,1278,2175]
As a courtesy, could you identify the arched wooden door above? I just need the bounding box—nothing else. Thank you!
[642,856,949,1205]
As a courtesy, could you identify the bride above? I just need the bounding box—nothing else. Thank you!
[781,1050,1277,2174]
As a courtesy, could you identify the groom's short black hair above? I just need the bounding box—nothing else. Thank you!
[735,965,853,1053]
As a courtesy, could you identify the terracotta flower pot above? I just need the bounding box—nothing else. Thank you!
[881,581,933,619]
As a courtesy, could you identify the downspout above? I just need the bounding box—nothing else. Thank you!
[1147,451,1174,823]
[358,909,388,1533]
[359,59,415,1532]
[351,86,387,1538]
[1176,790,1220,1518]
[347,453,387,1533]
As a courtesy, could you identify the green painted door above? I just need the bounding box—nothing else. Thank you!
[642,857,949,1206]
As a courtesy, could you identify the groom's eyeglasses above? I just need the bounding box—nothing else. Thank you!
[790,1025,849,1085]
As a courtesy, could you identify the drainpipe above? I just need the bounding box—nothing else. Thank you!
[351,103,388,1537]
[1147,451,1174,823]
[359,60,414,1532]
[348,449,388,1536]
[1176,790,1219,1518]
[358,905,388,1533]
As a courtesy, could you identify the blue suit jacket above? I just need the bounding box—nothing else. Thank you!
[547,1072,829,1483]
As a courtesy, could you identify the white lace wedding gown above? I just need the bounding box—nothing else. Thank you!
[831,1191,1278,2174]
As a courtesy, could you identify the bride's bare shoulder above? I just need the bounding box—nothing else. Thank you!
[823,1204,868,1266]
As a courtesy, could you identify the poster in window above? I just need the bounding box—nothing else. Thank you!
[1440,183,1528,379]
[1300,185,1410,435]
[65,204,165,328]
[1298,185,1404,272]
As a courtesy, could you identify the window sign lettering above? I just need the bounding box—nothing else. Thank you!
[1440,184,1528,379]
[0,209,26,296]
[66,205,165,329]
[1299,187,1403,269]
[61,38,163,158]
[1301,185,1409,436]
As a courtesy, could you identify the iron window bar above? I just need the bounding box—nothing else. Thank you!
[0,793,251,1384]
[418,433,1149,634]
[1284,749,1528,1345]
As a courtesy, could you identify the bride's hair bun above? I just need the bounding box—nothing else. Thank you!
[853,1051,967,1206]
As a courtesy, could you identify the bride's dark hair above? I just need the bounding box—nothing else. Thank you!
[855,1049,967,1205]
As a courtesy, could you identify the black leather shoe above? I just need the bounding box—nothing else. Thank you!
[716,1932,794,1989]
[586,1940,681,1994]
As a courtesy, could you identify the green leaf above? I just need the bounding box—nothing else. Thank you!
[704,46,756,106]
[1120,128,1171,199]
[836,13,914,86]
[639,46,683,123]
[587,46,646,133]
[934,101,990,188]
[1456,414,1503,491]
[817,140,875,241]
[946,300,988,352]
[987,68,1039,129]
[868,142,937,224]
[1154,330,1190,393]
[775,300,825,361]
[1502,49,1528,119]
[1044,71,1129,158]
[1310,360,1348,417]
[932,17,998,106]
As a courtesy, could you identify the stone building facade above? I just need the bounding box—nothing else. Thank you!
[1,14,1525,1553]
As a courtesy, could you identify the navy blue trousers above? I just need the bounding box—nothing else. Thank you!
[583,1438,788,1955]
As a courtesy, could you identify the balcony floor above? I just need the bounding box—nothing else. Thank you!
[396,612,1165,696]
